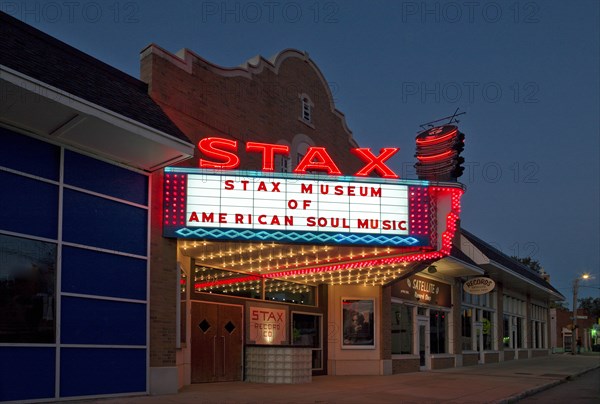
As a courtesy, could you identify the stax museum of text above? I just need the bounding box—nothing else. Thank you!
[0,12,564,403]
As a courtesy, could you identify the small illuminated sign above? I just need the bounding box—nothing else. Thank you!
[249,307,287,345]
[463,277,496,295]
[391,274,452,307]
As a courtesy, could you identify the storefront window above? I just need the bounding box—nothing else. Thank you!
[0,233,56,343]
[265,279,315,305]
[516,317,523,348]
[391,303,413,354]
[530,304,548,349]
[430,310,447,354]
[461,307,473,350]
[503,315,511,348]
[194,265,262,299]
[483,310,493,350]
[292,313,322,369]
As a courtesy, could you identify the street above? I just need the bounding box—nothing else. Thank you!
[519,368,600,403]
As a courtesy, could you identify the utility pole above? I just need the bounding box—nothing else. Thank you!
[572,278,579,355]
[572,274,590,355]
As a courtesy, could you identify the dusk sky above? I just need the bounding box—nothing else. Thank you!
[10,0,599,303]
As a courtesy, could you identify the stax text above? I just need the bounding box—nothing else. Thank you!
[198,137,401,178]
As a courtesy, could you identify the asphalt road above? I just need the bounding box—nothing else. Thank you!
[518,368,600,403]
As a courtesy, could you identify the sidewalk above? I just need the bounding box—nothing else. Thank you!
[85,354,600,404]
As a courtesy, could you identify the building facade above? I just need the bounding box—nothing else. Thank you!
[0,12,564,403]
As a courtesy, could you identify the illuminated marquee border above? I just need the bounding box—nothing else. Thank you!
[163,168,462,249]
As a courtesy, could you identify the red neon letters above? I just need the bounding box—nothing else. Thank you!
[293,147,342,175]
[246,142,290,171]
[198,137,401,178]
[198,137,240,169]
[351,148,400,178]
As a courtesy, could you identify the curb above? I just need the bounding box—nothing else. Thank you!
[498,364,600,404]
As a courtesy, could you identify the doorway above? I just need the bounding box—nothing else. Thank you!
[416,317,429,370]
[191,302,243,383]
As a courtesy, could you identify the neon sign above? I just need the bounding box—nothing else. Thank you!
[164,135,464,249]
[198,137,400,178]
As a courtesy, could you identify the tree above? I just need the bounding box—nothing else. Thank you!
[578,297,600,319]
[512,256,543,274]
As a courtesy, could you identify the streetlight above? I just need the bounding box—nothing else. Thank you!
[572,273,590,355]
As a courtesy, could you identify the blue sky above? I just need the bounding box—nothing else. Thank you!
[8,0,599,303]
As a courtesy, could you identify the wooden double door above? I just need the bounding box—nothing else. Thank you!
[191,302,243,383]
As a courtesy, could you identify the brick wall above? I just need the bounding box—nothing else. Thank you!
[517,349,529,359]
[462,353,479,366]
[484,352,499,363]
[431,357,455,369]
[392,359,419,373]
[531,349,549,358]
[149,171,178,367]
[140,47,362,175]
[504,350,515,361]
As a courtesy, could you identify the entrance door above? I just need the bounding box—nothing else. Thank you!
[417,318,429,370]
[191,302,243,383]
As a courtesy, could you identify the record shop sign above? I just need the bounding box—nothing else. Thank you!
[391,275,451,307]
[463,277,495,295]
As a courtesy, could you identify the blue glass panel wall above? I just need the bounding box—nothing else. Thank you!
[62,189,147,256]
[0,129,149,401]
[62,246,147,300]
[0,127,60,180]
[64,150,148,205]
[0,347,55,401]
[0,170,58,239]
[61,296,146,346]
[60,348,146,397]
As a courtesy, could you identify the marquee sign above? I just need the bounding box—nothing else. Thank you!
[163,168,442,247]
[163,136,464,249]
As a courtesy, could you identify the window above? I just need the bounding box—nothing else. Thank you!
[516,317,523,348]
[265,279,315,305]
[530,303,548,349]
[391,303,413,354]
[503,315,511,348]
[462,287,496,351]
[482,310,493,350]
[193,265,316,306]
[280,156,290,173]
[430,310,447,354]
[503,295,526,349]
[0,233,56,343]
[461,307,473,350]
[300,95,313,124]
[292,313,322,369]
